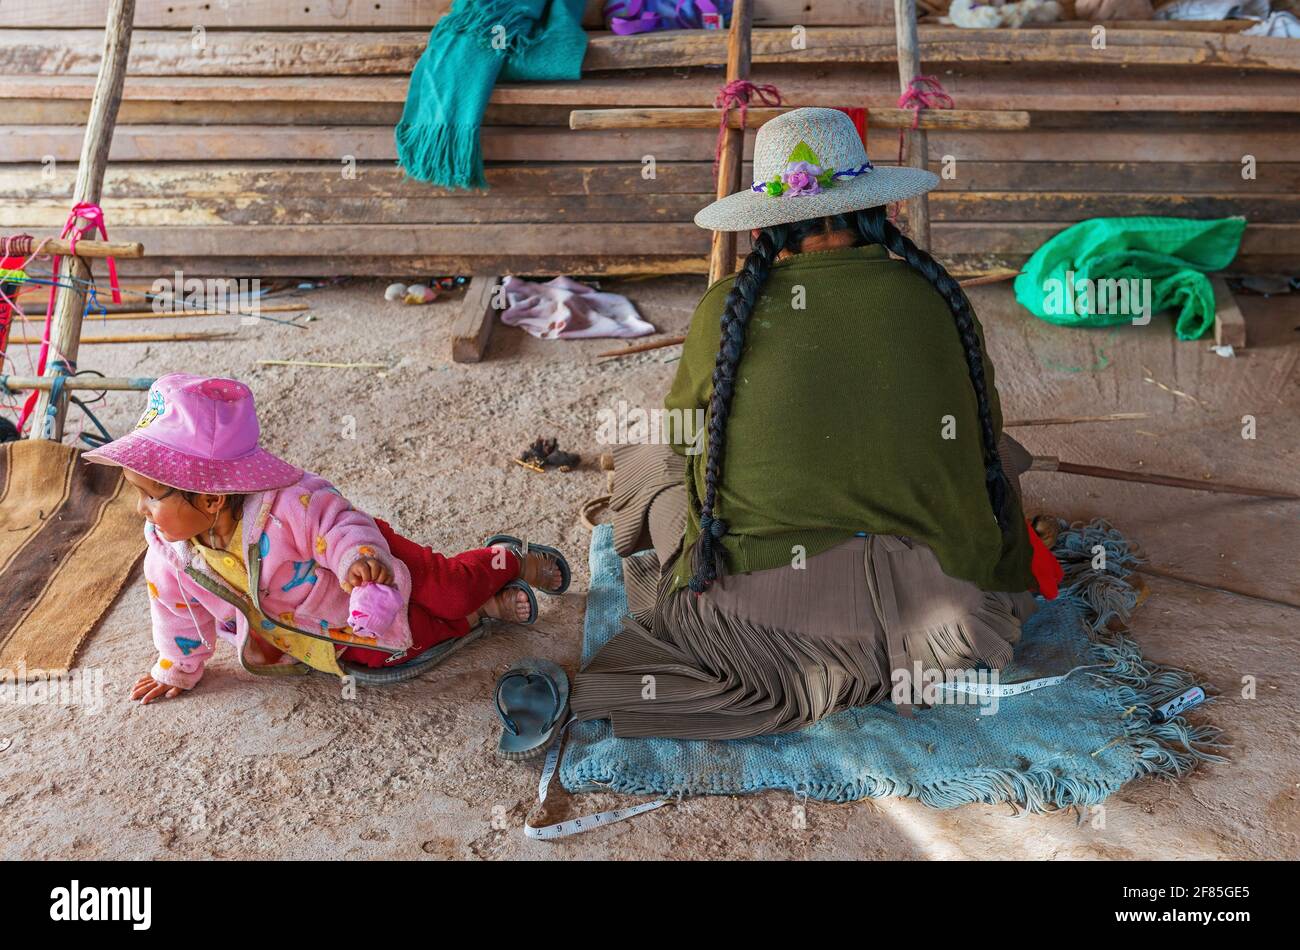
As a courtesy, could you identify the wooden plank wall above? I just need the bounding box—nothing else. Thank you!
[1,3,1297,277]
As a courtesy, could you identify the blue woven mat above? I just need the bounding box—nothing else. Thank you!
[559,522,1224,811]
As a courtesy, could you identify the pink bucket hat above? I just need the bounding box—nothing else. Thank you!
[83,373,302,494]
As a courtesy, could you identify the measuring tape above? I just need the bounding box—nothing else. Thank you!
[524,719,674,841]
[933,664,1108,699]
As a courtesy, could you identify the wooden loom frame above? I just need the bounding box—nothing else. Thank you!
[569,0,1030,279]
[21,0,142,441]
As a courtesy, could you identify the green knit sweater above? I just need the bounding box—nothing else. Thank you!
[666,244,1036,593]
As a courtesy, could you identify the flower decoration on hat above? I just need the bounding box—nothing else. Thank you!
[754,141,872,198]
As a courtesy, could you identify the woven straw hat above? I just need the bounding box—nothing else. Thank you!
[694,107,939,232]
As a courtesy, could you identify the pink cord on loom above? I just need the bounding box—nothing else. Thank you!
[896,75,954,165]
[713,80,783,177]
[14,203,121,434]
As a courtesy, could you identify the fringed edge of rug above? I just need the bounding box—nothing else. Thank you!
[566,519,1227,813]
[791,518,1228,813]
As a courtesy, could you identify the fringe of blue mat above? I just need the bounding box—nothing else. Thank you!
[1043,519,1228,803]
[832,519,1227,813]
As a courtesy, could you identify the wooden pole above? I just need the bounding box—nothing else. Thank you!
[708,0,753,286]
[893,0,931,251]
[569,107,1029,132]
[1004,412,1149,428]
[34,303,308,320]
[31,0,135,441]
[0,376,154,392]
[451,273,499,363]
[1030,455,1300,500]
[0,237,142,259]
[11,331,236,345]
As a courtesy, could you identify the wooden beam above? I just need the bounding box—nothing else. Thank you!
[9,67,1300,113]
[12,330,235,344]
[1211,275,1247,350]
[14,191,1300,230]
[709,0,754,286]
[451,274,499,364]
[6,161,1297,203]
[31,0,135,442]
[14,124,1300,165]
[1030,456,1299,500]
[29,304,308,320]
[0,1,894,30]
[569,107,1030,131]
[10,26,1300,76]
[583,25,1300,73]
[4,222,1294,260]
[0,236,143,257]
[0,375,154,391]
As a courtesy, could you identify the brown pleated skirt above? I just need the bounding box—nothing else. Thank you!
[571,443,1037,740]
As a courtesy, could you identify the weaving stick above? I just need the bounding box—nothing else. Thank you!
[708,0,753,285]
[893,0,931,250]
[31,0,136,441]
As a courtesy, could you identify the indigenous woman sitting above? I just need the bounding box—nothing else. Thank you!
[571,108,1059,740]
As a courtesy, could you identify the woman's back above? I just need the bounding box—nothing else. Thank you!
[666,243,1035,593]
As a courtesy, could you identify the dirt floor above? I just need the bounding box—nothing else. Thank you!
[2,274,1297,860]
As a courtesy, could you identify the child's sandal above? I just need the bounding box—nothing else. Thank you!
[483,534,571,595]
[484,579,538,627]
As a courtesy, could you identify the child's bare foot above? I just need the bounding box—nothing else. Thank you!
[475,587,534,625]
[519,551,562,593]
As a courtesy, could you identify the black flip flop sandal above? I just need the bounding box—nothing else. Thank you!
[483,534,572,595]
[495,658,569,762]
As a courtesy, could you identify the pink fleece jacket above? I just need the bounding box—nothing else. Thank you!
[143,472,414,689]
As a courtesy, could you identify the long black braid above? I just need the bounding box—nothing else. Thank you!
[686,208,1014,593]
[686,223,789,593]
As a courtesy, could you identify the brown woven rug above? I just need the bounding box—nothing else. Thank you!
[0,439,144,678]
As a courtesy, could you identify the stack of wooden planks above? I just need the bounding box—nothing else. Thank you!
[2,1,1298,278]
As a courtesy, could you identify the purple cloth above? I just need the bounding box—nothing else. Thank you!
[499,276,655,340]
[605,0,727,34]
[349,583,406,644]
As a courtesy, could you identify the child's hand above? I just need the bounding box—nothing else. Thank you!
[343,555,393,592]
[131,673,187,705]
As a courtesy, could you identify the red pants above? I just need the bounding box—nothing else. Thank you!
[338,519,520,668]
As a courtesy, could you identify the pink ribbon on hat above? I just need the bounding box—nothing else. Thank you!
[713,79,783,178]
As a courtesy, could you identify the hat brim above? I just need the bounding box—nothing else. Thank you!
[83,430,303,494]
[694,165,940,232]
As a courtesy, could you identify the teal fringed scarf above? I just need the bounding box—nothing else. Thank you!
[396,0,588,189]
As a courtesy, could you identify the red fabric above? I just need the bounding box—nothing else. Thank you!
[339,519,521,668]
[834,107,868,149]
[1025,519,1064,600]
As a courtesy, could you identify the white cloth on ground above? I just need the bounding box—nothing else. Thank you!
[498,276,656,340]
